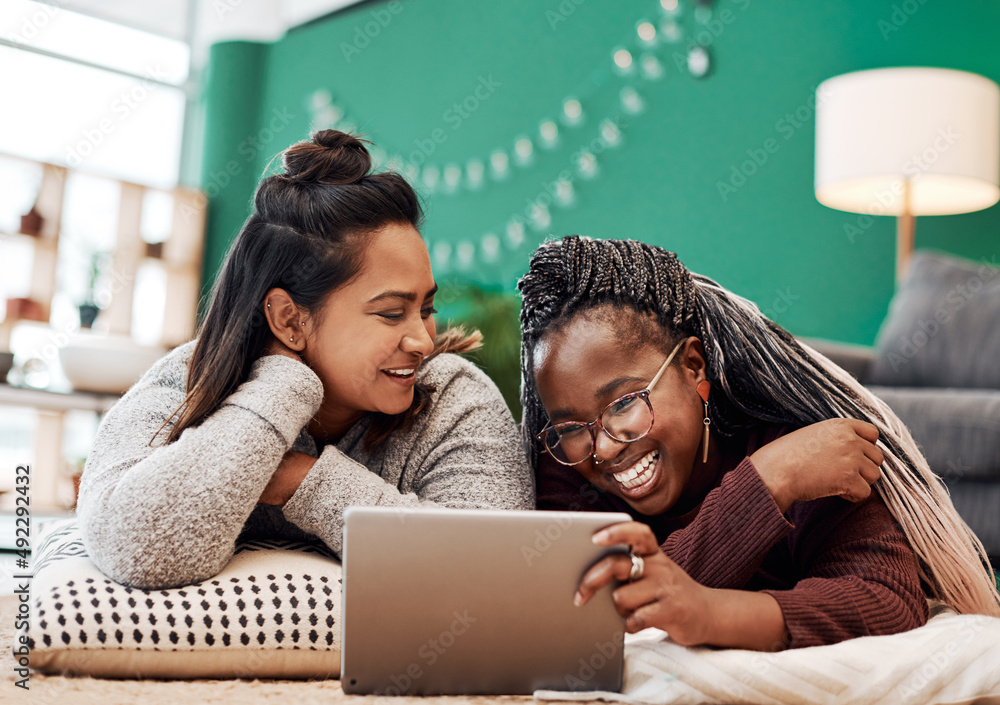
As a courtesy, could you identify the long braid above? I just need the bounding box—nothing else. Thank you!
[518,235,1000,618]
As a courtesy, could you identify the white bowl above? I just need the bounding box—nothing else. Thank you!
[59,333,166,395]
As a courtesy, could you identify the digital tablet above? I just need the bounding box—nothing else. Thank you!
[341,506,632,695]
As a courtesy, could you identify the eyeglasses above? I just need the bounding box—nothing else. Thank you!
[536,337,688,466]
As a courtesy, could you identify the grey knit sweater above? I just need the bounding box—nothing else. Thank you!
[77,341,534,589]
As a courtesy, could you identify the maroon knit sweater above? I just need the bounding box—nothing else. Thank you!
[536,423,930,648]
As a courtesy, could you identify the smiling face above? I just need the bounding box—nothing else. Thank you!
[532,307,714,516]
[302,222,437,439]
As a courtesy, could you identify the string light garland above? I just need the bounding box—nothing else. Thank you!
[305,0,718,275]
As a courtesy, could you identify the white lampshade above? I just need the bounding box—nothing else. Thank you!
[815,67,1000,216]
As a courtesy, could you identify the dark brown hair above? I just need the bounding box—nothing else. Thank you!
[161,130,479,449]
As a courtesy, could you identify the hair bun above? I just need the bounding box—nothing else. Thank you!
[281,129,372,185]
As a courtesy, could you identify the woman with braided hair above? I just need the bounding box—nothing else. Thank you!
[519,235,1000,650]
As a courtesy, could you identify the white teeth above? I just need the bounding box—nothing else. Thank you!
[612,450,659,490]
[384,368,415,377]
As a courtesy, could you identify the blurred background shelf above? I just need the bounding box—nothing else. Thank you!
[0,383,119,512]
[0,152,205,515]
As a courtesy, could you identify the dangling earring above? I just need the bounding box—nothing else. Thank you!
[697,380,711,463]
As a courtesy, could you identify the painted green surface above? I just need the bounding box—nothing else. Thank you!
[199,0,1000,345]
[199,41,270,304]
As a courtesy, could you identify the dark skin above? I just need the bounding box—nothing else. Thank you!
[533,307,884,650]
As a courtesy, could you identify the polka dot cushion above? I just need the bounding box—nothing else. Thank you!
[20,518,342,679]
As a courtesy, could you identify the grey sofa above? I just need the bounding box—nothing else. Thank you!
[799,250,1000,563]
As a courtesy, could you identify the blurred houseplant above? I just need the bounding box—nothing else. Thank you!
[440,280,522,422]
[78,250,107,328]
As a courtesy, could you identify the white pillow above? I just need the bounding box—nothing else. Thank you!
[21,518,342,679]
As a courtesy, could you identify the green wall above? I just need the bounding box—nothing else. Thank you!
[199,0,1000,345]
[200,41,270,291]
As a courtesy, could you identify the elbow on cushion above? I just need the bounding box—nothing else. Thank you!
[874,577,930,635]
[78,508,234,591]
[841,577,930,644]
[770,576,930,648]
[847,552,931,638]
[86,538,233,590]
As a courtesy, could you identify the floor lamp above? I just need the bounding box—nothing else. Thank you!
[814,67,1000,284]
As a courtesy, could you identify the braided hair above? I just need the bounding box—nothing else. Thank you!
[518,235,1000,618]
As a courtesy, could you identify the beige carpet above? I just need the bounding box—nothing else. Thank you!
[0,594,575,705]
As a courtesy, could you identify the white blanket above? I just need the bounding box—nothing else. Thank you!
[534,602,1000,705]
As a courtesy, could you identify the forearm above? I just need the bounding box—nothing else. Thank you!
[761,576,928,648]
[281,447,429,555]
[282,443,533,556]
[662,457,792,588]
[78,354,322,588]
[703,589,788,651]
[82,407,287,579]
[282,359,534,553]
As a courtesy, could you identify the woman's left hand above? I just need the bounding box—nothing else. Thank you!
[575,521,714,646]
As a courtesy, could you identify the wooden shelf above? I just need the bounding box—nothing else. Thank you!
[0,153,206,510]
[0,152,206,348]
[0,382,119,414]
[0,230,55,245]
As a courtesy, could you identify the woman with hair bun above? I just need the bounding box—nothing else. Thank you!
[77,130,533,590]
[518,235,1000,650]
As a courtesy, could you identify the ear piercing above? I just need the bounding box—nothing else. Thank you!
[290,336,294,342]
